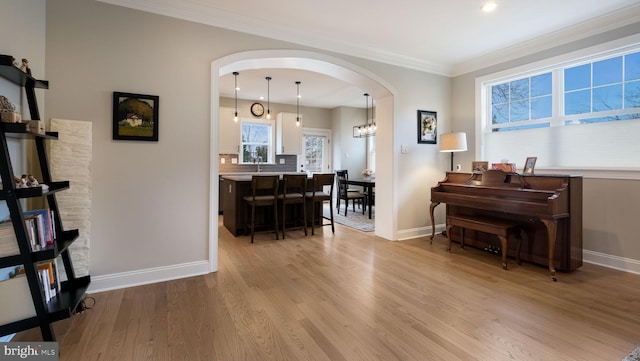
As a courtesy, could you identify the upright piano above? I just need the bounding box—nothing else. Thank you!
[429,170,582,277]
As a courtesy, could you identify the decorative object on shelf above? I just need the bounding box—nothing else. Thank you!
[265,76,271,119]
[491,162,516,173]
[0,95,20,123]
[471,161,489,173]
[19,58,30,75]
[439,132,467,171]
[233,71,239,122]
[353,93,376,138]
[250,102,264,117]
[28,120,45,134]
[295,81,301,127]
[523,156,537,174]
[112,91,159,141]
[417,110,437,144]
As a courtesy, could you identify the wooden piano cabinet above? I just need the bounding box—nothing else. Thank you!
[430,172,583,277]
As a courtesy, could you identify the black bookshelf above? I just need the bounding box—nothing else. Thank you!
[0,63,90,341]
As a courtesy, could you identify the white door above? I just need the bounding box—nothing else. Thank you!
[301,128,331,173]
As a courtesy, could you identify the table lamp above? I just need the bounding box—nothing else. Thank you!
[439,132,467,171]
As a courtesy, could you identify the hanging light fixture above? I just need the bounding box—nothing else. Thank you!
[233,71,239,122]
[295,81,301,127]
[265,76,272,119]
[353,93,375,138]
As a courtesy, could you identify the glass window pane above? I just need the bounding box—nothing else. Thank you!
[593,57,622,86]
[565,90,590,115]
[242,124,269,143]
[592,84,622,112]
[565,64,591,91]
[491,104,508,124]
[492,83,509,104]
[531,73,552,97]
[624,52,640,81]
[531,96,552,119]
[509,79,529,101]
[510,100,529,121]
[624,80,640,108]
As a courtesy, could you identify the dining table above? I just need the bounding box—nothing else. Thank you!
[345,177,375,219]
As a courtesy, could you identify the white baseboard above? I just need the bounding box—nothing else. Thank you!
[583,250,640,275]
[398,224,640,276]
[88,260,210,293]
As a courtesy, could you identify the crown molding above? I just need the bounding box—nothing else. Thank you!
[98,0,639,78]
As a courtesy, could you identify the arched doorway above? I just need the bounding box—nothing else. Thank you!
[209,50,397,272]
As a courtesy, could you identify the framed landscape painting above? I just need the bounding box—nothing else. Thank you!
[112,92,159,141]
[417,110,437,144]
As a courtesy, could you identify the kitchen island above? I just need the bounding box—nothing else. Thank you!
[221,173,320,237]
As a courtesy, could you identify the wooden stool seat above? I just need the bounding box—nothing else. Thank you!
[446,215,524,270]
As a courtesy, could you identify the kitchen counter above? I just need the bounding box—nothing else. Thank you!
[221,173,319,237]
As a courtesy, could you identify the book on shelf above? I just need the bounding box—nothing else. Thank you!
[24,208,54,246]
[16,260,60,302]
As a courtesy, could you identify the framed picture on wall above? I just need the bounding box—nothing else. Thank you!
[417,110,437,144]
[112,91,159,141]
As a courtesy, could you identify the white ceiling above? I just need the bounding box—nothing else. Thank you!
[99,0,640,108]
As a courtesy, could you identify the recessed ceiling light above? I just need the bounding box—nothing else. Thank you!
[481,1,498,12]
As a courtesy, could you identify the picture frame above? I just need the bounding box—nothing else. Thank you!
[523,157,537,174]
[417,110,437,144]
[112,91,159,141]
[471,161,489,173]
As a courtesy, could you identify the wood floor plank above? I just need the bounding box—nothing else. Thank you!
[14,217,640,360]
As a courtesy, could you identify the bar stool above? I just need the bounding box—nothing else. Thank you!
[243,175,279,243]
[305,173,335,235]
[277,174,308,238]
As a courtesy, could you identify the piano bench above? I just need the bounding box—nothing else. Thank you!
[446,215,523,270]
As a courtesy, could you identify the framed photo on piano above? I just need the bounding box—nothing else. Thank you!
[471,161,489,173]
[523,157,537,174]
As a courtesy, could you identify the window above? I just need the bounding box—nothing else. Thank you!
[490,72,552,131]
[478,39,640,172]
[240,119,272,164]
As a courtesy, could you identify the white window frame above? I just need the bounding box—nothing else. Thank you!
[300,128,332,173]
[240,118,274,164]
[476,33,640,180]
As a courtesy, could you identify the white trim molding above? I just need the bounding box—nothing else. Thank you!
[88,261,210,293]
[583,250,640,275]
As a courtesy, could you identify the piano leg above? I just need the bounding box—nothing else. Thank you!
[498,235,508,270]
[429,201,440,243]
[541,219,558,282]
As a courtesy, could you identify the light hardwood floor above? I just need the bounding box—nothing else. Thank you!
[16,217,640,360]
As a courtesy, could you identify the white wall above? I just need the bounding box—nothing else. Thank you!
[0,0,46,218]
[43,0,451,290]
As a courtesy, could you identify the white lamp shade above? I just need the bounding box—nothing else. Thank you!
[439,132,467,152]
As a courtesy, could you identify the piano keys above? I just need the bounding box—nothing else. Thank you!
[429,170,582,279]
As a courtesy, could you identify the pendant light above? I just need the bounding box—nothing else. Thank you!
[233,71,239,123]
[353,93,375,138]
[265,76,272,119]
[295,81,301,127]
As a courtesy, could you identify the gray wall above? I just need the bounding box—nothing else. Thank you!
[42,0,452,288]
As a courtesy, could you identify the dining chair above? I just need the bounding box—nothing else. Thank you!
[243,175,279,243]
[305,173,335,235]
[335,169,362,211]
[336,172,365,216]
[278,174,308,238]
